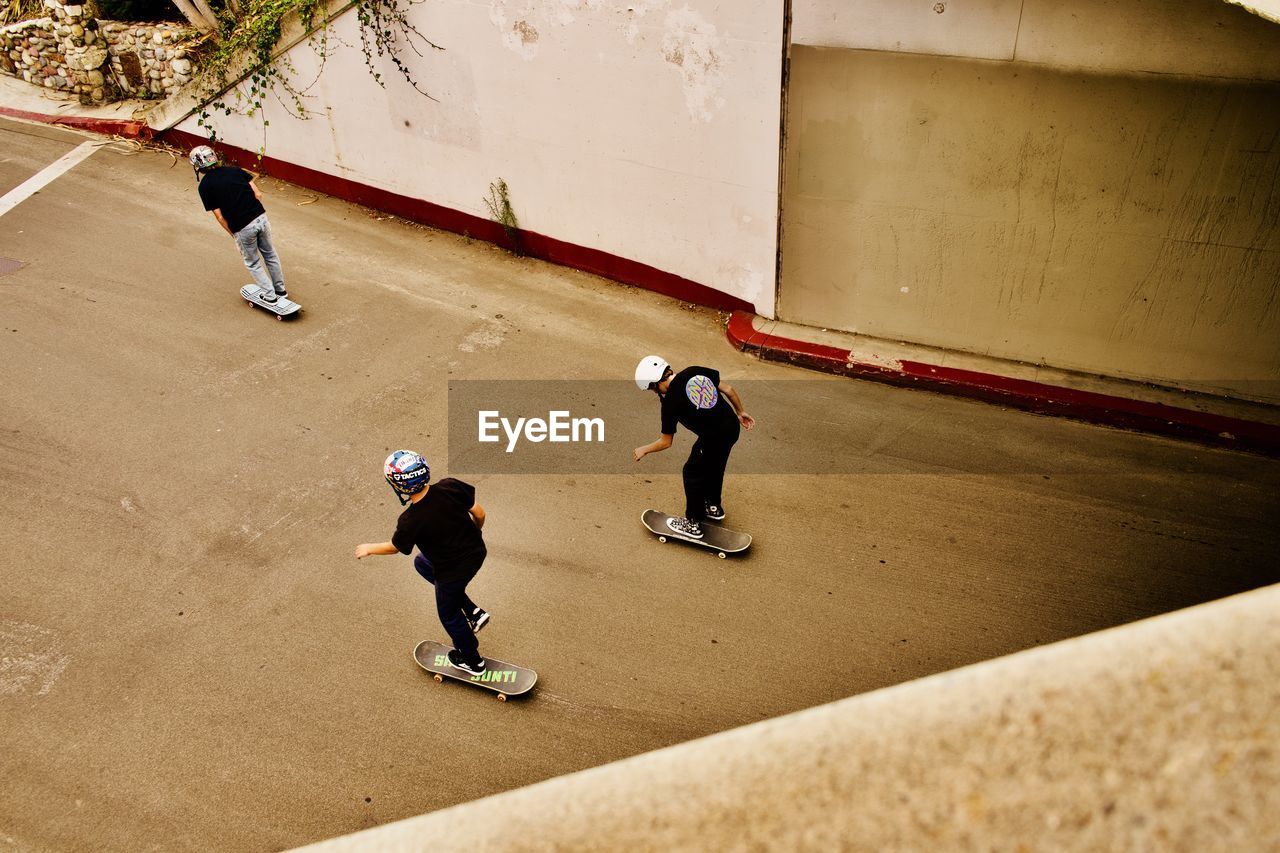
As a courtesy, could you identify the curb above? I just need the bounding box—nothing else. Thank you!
[725,311,1280,456]
[0,105,150,139]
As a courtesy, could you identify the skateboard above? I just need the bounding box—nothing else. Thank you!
[641,509,752,559]
[240,284,301,320]
[412,640,537,701]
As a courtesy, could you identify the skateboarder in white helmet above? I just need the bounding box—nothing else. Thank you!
[189,144,290,305]
[633,355,755,538]
[354,451,491,675]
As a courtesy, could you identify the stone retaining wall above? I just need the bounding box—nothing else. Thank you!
[103,22,198,97]
[0,5,197,103]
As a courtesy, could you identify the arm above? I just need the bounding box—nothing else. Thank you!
[248,178,263,203]
[354,541,399,559]
[469,503,486,530]
[211,209,234,237]
[718,381,755,430]
[633,433,674,462]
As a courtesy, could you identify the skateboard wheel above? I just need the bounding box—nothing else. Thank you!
[277,314,284,321]
[717,552,726,559]
[658,536,667,543]
[433,674,443,683]
[497,694,507,702]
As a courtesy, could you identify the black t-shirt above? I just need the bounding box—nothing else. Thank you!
[660,366,739,442]
[198,166,266,234]
[391,478,487,582]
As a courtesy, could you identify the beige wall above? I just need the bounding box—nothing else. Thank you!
[794,0,1280,77]
[178,1,783,315]
[782,0,1280,398]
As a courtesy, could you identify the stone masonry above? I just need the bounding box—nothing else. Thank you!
[0,2,197,104]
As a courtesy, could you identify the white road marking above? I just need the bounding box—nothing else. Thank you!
[0,141,98,218]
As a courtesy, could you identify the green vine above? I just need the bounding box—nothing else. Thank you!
[194,0,441,153]
[484,178,522,255]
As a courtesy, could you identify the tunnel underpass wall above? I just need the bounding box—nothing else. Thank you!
[781,0,1280,403]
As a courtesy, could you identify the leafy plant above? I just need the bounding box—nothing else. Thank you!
[194,0,440,152]
[484,178,521,255]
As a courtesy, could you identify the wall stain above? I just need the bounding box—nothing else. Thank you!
[513,19,539,45]
[486,0,727,121]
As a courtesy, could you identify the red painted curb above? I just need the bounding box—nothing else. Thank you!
[158,127,754,315]
[0,106,151,139]
[726,311,1280,456]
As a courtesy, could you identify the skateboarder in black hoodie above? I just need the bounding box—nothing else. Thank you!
[355,450,490,674]
[632,356,755,539]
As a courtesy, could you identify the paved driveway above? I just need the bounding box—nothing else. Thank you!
[1,116,1277,851]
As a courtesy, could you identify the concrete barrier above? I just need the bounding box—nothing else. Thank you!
[295,584,1280,851]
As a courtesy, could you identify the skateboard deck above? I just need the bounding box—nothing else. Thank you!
[642,509,751,558]
[240,284,301,319]
[413,640,537,701]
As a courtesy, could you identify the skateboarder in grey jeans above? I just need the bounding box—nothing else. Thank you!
[189,145,289,303]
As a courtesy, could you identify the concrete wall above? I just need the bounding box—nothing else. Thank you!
[294,584,1280,851]
[793,0,1280,75]
[781,0,1280,400]
[176,1,783,316]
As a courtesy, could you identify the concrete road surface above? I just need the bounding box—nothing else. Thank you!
[1,116,1277,851]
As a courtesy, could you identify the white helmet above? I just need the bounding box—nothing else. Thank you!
[189,145,218,171]
[634,355,670,391]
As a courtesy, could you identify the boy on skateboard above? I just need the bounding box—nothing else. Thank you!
[355,450,491,675]
[632,356,754,539]
[189,145,290,304]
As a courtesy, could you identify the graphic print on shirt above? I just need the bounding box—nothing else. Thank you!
[685,374,719,409]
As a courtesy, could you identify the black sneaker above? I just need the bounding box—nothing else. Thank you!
[666,516,704,539]
[259,290,278,304]
[466,607,490,633]
[705,503,725,521]
[274,287,288,299]
[447,649,486,675]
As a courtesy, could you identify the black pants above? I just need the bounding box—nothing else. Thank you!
[414,553,482,663]
[683,430,738,522]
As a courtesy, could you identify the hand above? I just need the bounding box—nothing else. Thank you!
[633,446,647,463]
[739,412,755,430]
[354,543,374,559]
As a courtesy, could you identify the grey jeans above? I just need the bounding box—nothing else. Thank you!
[234,214,285,294]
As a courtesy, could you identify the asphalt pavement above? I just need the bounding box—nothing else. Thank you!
[2,115,1277,851]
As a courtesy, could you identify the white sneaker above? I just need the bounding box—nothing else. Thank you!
[666,516,704,539]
